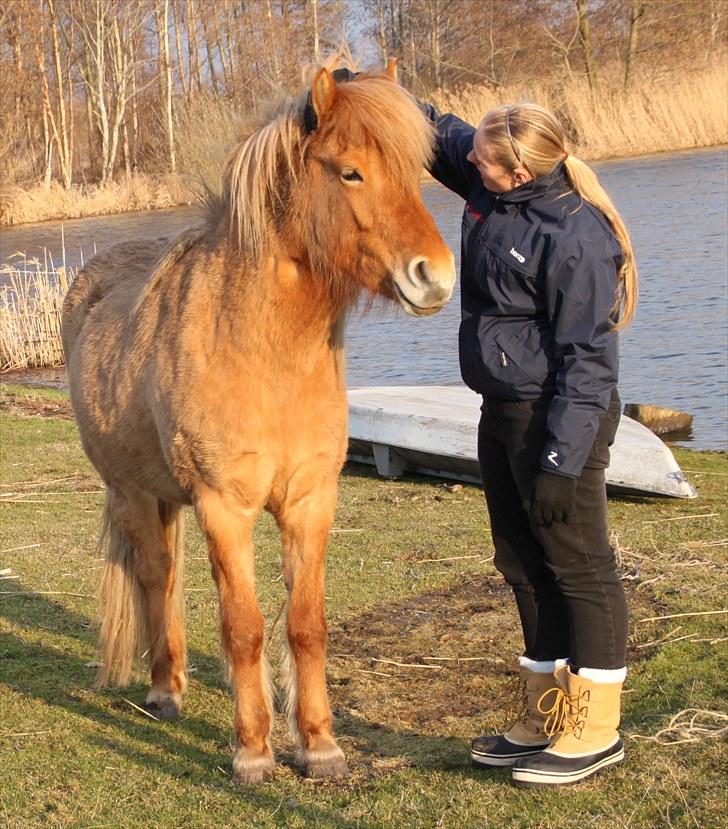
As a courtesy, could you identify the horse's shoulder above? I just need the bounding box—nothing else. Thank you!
[135,226,210,307]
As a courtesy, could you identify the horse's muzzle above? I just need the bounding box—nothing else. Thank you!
[391,254,456,317]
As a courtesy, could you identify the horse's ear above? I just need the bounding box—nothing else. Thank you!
[385,58,398,83]
[311,67,336,122]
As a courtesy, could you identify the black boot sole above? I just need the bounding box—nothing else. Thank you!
[471,744,550,768]
[511,745,624,787]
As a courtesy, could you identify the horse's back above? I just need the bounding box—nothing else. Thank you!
[62,238,168,362]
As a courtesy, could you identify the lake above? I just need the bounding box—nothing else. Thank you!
[1,146,726,450]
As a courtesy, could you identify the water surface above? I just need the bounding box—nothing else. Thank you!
[1,147,726,449]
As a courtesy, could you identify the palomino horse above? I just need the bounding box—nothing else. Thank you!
[62,62,455,783]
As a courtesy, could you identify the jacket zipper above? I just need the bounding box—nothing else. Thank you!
[499,350,509,367]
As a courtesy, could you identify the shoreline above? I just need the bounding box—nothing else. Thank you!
[2,373,726,455]
[3,143,726,231]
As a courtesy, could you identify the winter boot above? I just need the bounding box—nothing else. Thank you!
[471,661,561,768]
[511,664,625,786]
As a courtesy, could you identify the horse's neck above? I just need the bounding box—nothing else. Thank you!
[221,247,345,382]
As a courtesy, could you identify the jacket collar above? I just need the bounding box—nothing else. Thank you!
[495,162,571,204]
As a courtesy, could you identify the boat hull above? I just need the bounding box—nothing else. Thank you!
[347,386,697,499]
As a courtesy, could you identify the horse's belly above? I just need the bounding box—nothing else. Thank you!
[69,357,188,504]
[77,410,189,503]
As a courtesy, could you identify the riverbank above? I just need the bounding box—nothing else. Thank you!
[0,173,193,228]
[3,62,725,228]
[1,383,726,828]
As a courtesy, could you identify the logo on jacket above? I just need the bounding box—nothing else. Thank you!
[509,247,526,263]
[547,451,559,466]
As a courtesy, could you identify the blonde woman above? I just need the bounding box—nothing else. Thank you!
[420,101,638,787]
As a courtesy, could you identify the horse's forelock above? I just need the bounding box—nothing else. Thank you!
[330,79,435,178]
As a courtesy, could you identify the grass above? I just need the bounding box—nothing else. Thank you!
[1,383,726,828]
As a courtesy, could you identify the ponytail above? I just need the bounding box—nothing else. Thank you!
[563,155,638,329]
[481,103,638,329]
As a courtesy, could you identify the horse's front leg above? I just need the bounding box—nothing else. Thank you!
[277,476,348,779]
[195,489,274,784]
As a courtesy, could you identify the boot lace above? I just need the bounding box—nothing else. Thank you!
[537,686,591,739]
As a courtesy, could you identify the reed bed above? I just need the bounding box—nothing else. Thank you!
[0,174,191,228]
[431,62,728,160]
[3,63,725,229]
[0,248,74,371]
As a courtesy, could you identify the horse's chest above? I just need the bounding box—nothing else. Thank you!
[168,385,348,495]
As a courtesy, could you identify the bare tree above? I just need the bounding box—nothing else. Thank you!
[624,0,646,92]
[575,0,599,95]
[74,0,146,184]
[155,0,176,173]
[311,0,321,63]
[34,0,74,188]
[544,18,580,83]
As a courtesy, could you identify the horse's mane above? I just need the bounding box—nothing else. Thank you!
[209,73,435,264]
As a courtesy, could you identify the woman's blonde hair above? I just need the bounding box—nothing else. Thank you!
[480,103,637,328]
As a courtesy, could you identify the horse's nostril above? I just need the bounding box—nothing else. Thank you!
[406,256,431,287]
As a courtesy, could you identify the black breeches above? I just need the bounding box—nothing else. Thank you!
[478,395,628,670]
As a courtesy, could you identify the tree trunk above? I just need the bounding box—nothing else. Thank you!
[156,0,176,173]
[624,0,645,93]
[47,0,73,188]
[173,0,190,102]
[83,70,97,181]
[186,0,202,95]
[575,0,599,95]
[377,0,388,63]
[264,0,282,83]
[130,38,140,173]
[42,108,53,188]
[200,10,220,95]
[430,0,442,89]
[311,0,320,64]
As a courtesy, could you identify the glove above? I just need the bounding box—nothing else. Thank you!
[529,471,577,527]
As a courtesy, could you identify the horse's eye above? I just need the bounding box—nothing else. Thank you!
[340,168,363,183]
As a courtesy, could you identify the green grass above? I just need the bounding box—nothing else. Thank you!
[1,385,726,828]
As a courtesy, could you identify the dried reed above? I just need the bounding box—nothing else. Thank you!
[0,248,74,371]
[431,62,728,161]
[0,174,191,228]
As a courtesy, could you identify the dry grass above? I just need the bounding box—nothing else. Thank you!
[432,61,728,160]
[0,250,74,370]
[0,174,192,228]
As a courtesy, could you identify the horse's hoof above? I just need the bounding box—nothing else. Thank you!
[232,751,275,785]
[144,689,182,721]
[302,747,349,780]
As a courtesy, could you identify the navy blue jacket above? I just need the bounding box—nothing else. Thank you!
[424,107,622,478]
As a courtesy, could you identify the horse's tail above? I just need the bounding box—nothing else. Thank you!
[95,491,186,688]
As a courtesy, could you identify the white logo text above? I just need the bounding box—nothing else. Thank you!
[510,247,525,263]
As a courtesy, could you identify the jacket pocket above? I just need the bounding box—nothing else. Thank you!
[493,330,556,392]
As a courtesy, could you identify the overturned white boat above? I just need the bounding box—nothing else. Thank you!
[347,386,697,499]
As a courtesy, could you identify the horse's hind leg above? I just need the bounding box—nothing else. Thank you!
[105,489,187,718]
[277,477,348,779]
[195,489,274,784]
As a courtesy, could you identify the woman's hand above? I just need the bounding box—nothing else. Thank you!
[529,471,577,526]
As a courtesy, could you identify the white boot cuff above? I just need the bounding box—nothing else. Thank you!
[519,656,569,674]
[578,666,627,684]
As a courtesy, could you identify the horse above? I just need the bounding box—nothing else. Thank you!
[61,61,455,784]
